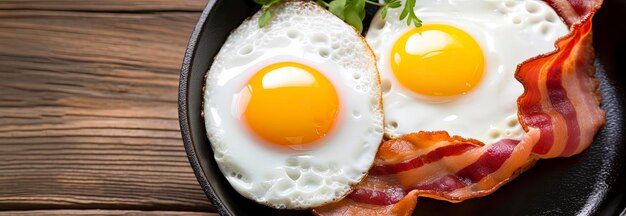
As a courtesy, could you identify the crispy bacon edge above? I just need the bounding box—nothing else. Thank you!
[518,0,605,158]
[312,0,606,215]
[313,131,539,216]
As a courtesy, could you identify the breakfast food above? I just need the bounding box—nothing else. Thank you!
[367,0,569,143]
[202,0,605,213]
[313,0,605,215]
[202,0,384,209]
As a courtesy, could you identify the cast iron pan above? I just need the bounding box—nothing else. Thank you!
[178,0,626,215]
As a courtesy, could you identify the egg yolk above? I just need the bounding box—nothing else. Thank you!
[239,62,339,148]
[390,24,485,96]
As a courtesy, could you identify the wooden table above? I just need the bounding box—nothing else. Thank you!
[0,1,218,215]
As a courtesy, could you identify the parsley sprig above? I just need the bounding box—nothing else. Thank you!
[254,0,282,27]
[398,0,421,27]
[254,0,422,32]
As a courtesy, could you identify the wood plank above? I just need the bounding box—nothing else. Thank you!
[0,9,213,211]
[0,210,217,216]
[0,0,205,11]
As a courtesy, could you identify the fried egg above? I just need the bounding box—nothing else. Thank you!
[203,1,383,209]
[366,0,569,143]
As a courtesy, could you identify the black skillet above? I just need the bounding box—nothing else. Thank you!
[178,0,626,215]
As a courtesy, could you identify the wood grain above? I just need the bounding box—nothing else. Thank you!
[0,1,214,212]
[0,210,217,216]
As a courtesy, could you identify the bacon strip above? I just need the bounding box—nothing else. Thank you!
[314,0,605,215]
[545,0,601,25]
[314,131,539,215]
[518,0,605,158]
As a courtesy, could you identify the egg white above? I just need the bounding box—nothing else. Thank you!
[203,1,383,209]
[367,0,569,143]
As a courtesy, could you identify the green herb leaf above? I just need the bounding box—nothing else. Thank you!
[328,0,366,32]
[400,0,422,27]
[253,0,279,5]
[346,9,364,32]
[259,9,272,27]
[380,0,400,19]
[254,0,281,28]
[254,0,421,32]
[328,0,347,18]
